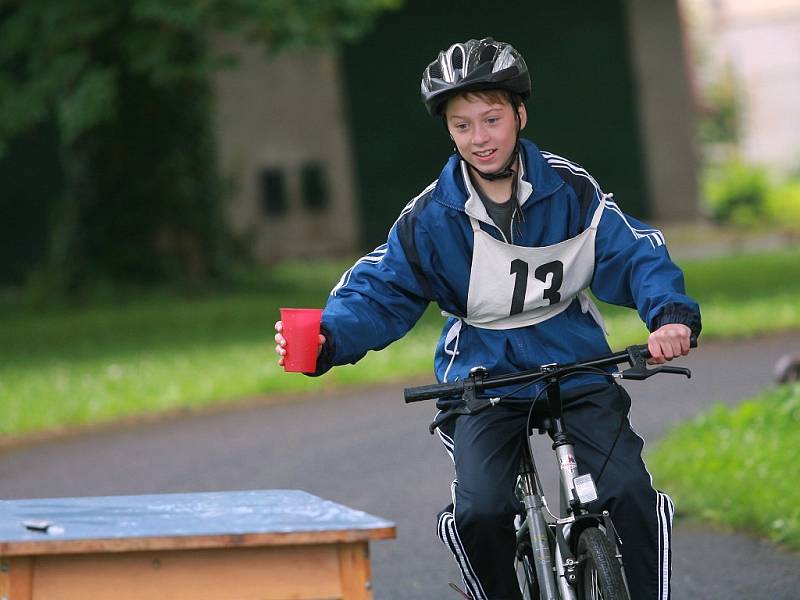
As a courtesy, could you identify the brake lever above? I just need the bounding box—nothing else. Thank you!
[621,364,692,380]
[622,344,692,380]
[428,367,496,434]
[657,365,692,378]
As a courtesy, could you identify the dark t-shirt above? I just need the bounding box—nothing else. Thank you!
[474,182,514,242]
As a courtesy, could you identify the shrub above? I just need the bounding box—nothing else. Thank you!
[703,159,772,226]
[765,179,800,234]
[703,158,800,233]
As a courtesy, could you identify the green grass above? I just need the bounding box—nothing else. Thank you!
[1,246,800,437]
[0,261,443,436]
[596,247,800,342]
[647,383,800,550]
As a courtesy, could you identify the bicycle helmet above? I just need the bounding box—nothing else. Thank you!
[422,38,530,189]
[421,37,531,117]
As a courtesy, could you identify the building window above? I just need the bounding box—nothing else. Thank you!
[301,162,329,212]
[259,168,287,216]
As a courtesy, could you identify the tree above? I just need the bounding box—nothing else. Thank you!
[0,0,399,287]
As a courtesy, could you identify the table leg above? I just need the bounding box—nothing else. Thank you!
[0,557,33,600]
[337,542,373,600]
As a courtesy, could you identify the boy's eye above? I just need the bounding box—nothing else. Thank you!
[486,117,499,125]
[455,123,469,131]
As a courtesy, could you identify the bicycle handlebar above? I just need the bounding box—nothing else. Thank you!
[404,381,465,403]
[404,338,697,403]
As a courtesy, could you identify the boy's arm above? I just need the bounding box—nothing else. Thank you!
[310,212,434,376]
[589,194,702,347]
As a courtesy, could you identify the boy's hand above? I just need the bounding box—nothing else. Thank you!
[647,324,692,365]
[274,321,327,367]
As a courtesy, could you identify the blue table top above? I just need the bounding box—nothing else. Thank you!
[0,489,395,556]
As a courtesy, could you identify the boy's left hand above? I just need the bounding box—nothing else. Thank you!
[647,324,692,364]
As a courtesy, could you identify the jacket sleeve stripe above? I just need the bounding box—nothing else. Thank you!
[543,151,665,248]
[330,180,437,298]
[542,151,602,196]
[331,244,387,296]
[394,180,437,227]
[602,199,665,248]
[542,151,600,229]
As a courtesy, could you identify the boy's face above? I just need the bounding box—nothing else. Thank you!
[445,93,527,174]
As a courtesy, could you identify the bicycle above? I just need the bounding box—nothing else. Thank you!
[404,340,695,600]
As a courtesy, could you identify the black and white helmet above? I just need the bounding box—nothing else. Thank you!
[421,37,531,116]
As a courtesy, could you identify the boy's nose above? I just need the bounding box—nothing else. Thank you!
[472,126,489,145]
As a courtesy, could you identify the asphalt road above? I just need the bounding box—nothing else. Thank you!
[1,332,799,599]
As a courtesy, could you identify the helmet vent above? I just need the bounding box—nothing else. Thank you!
[479,44,497,64]
[451,46,464,70]
[428,62,443,80]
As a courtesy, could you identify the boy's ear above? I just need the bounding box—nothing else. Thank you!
[517,103,528,129]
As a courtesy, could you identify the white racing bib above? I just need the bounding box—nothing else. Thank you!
[464,199,605,330]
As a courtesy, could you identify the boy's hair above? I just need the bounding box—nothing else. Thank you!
[444,89,523,117]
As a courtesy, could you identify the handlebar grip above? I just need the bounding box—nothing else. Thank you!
[404,381,464,403]
[639,335,698,360]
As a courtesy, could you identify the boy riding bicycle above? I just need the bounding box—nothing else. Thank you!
[275,37,701,599]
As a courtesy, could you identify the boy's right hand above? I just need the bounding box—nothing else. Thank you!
[274,321,326,367]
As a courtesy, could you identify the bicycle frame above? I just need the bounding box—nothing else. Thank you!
[404,341,695,600]
[516,437,565,599]
[513,375,617,600]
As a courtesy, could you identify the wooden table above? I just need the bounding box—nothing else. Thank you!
[0,489,395,600]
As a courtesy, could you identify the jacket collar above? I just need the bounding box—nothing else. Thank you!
[460,153,533,224]
[431,138,564,214]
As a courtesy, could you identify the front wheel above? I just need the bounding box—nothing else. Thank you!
[575,527,629,600]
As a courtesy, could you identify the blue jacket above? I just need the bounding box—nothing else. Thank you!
[315,139,701,397]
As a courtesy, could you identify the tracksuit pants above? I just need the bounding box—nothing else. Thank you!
[435,383,673,600]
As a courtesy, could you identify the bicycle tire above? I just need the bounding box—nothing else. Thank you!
[514,545,540,600]
[575,527,629,600]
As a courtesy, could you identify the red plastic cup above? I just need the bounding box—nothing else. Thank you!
[279,308,324,373]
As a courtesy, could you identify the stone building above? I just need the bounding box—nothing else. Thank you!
[683,0,800,171]
[0,1,701,280]
[212,0,701,262]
